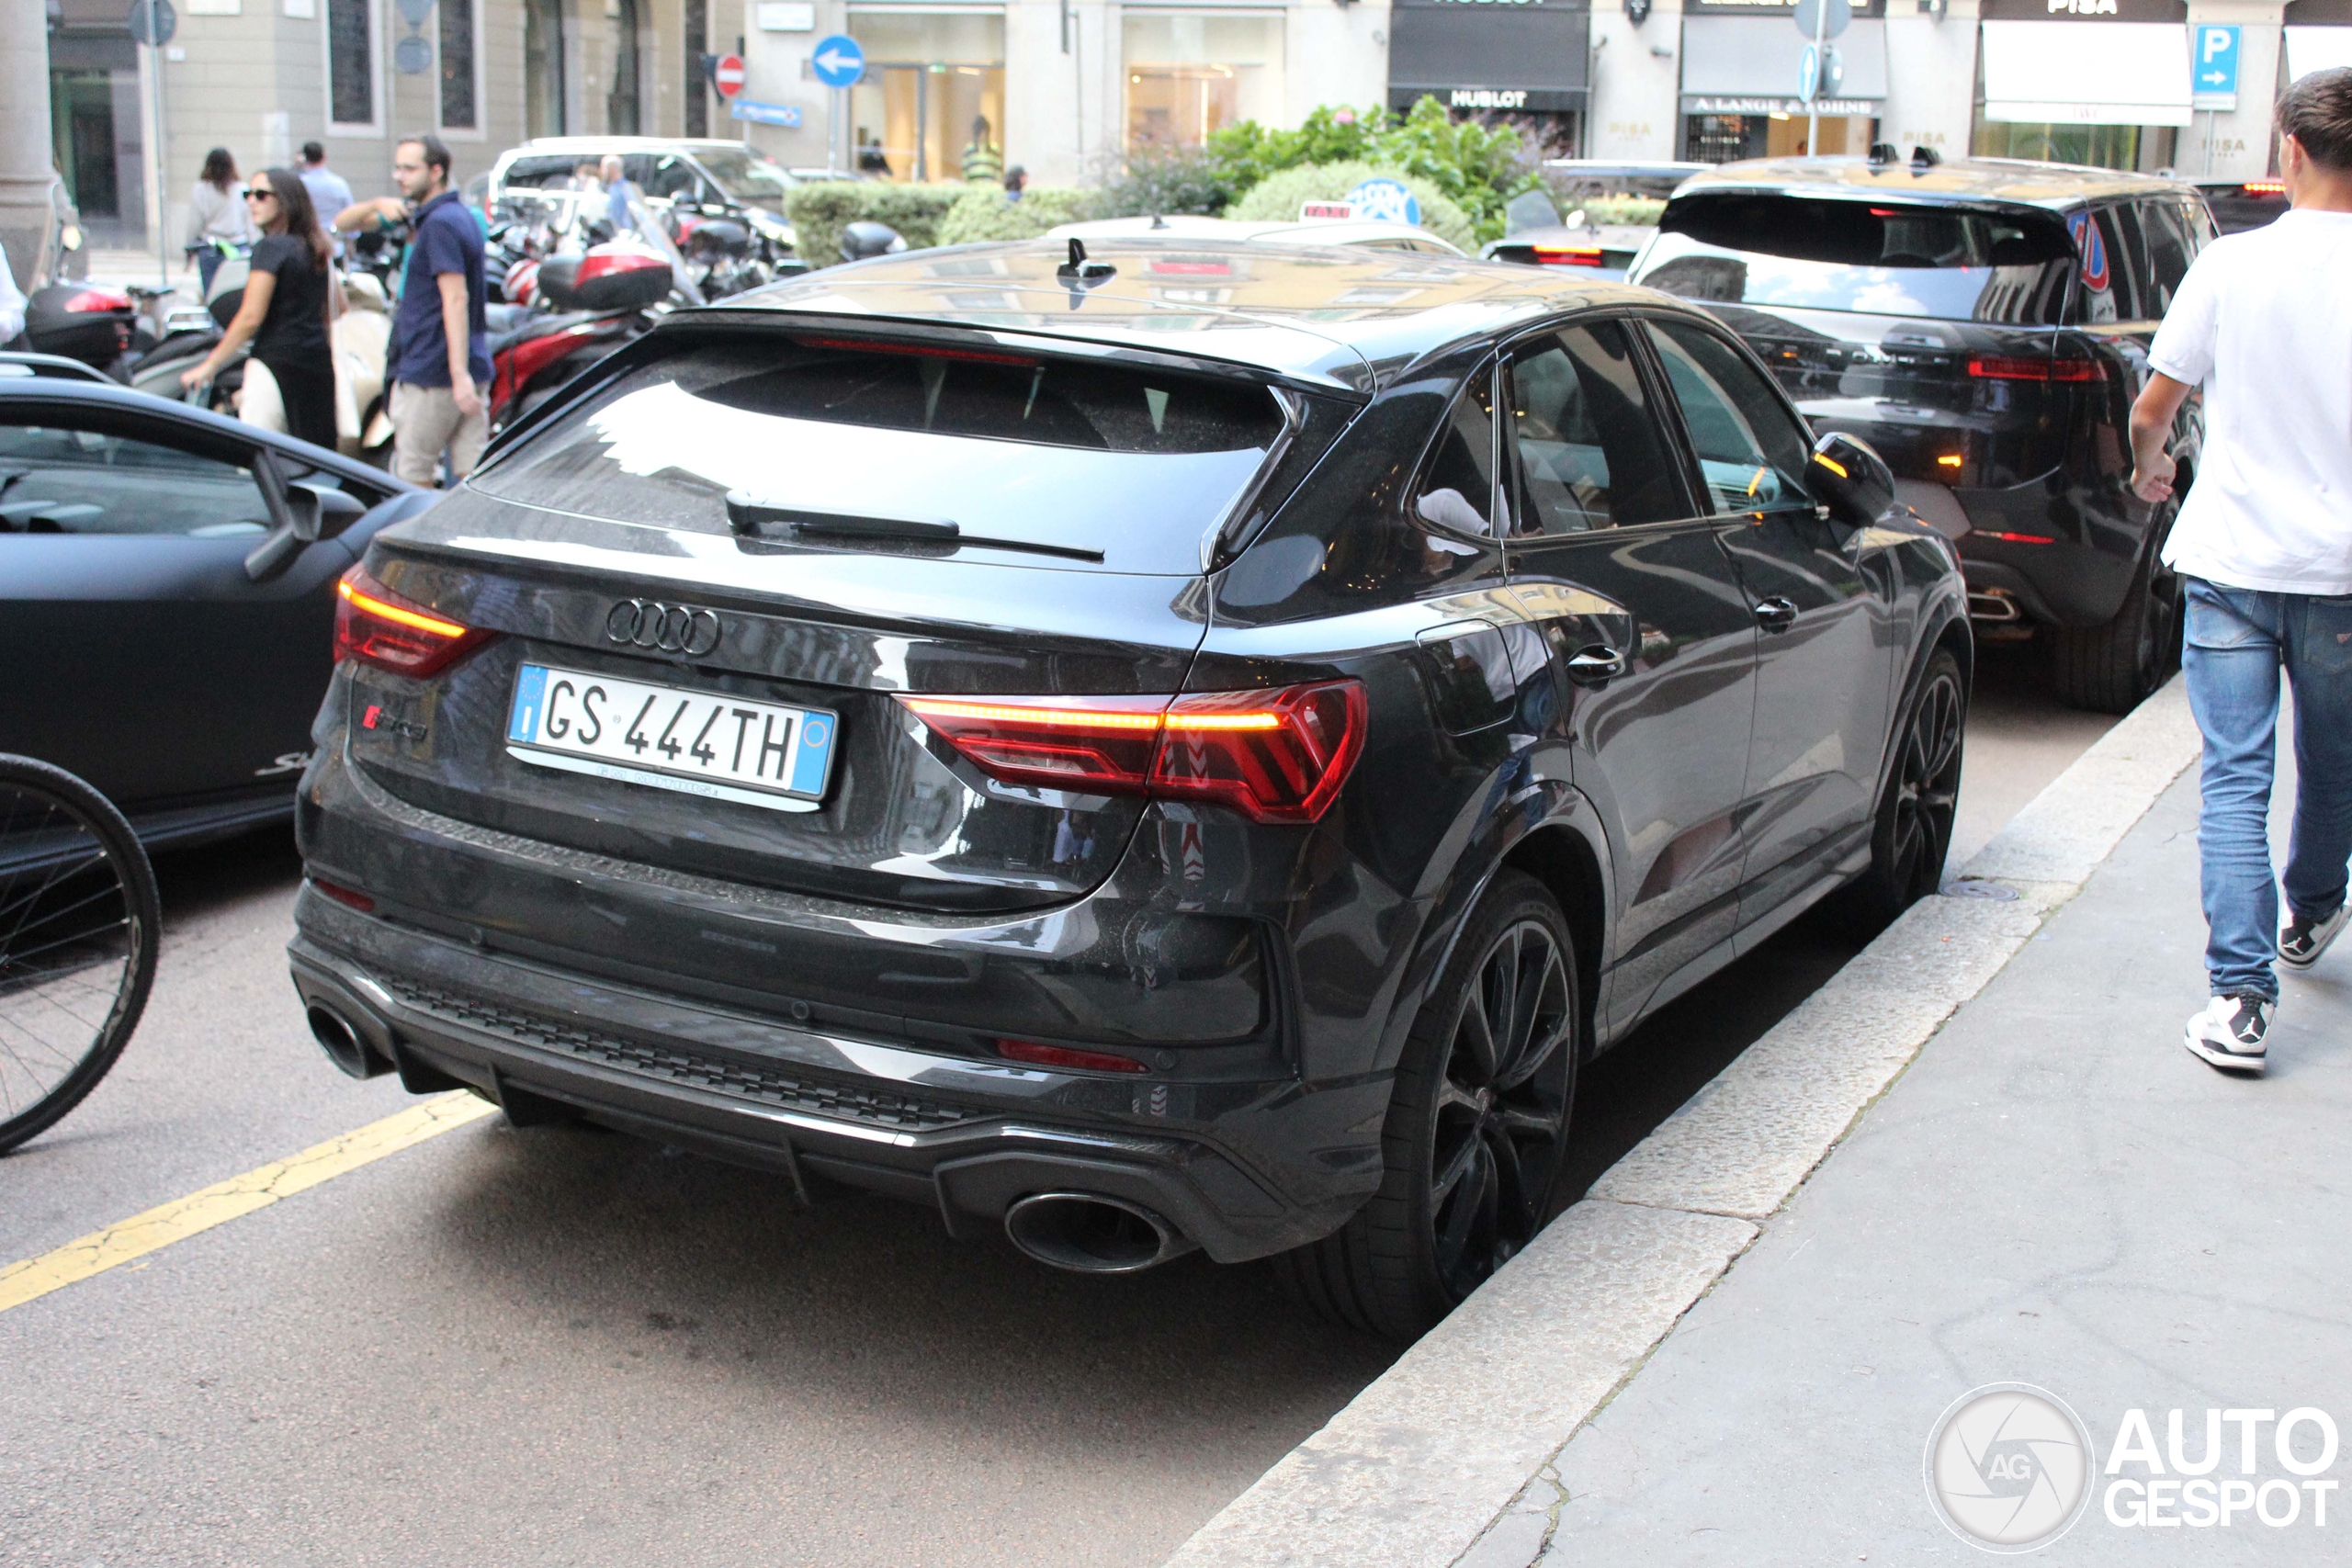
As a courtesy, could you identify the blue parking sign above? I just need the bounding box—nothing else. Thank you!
[2193,25,2240,111]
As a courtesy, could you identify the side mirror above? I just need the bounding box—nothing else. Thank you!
[288,480,368,543]
[1804,431,1897,529]
[245,481,369,581]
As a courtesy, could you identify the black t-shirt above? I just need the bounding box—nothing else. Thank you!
[248,232,331,367]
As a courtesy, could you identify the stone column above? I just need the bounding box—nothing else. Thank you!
[0,0,54,292]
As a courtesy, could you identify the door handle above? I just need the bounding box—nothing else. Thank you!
[1564,645,1626,685]
[1753,597,1799,633]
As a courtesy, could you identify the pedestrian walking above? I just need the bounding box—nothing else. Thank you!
[601,154,638,233]
[960,117,1003,184]
[187,147,255,295]
[335,135,490,487]
[2129,67,2352,1075]
[181,168,340,450]
[297,141,354,260]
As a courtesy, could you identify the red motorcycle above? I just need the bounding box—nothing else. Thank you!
[486,242,672,433]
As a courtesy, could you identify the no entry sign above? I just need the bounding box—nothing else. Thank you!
[713,53,746,98]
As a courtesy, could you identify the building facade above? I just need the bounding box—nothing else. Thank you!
[45,0,729,250]
[39,0,2352,256]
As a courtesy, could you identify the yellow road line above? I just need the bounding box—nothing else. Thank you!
[0,1091,498,1315]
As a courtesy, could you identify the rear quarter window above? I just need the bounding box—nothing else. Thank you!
[471,334,1301,574]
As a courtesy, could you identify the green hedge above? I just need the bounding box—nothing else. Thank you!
[935,186,1093,246]
[783,182,969,268]
[1225,163,1477,254]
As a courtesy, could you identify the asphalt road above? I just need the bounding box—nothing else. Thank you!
[0,646,2116,1568]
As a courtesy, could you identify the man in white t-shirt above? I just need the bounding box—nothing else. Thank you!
[2131,66,2352,1074]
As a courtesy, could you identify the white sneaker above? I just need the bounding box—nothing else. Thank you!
[2184,996,2271,1075]
[2279,905,2350,972]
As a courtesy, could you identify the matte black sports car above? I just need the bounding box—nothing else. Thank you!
[0,379,425,846]
[288,241,1967,1336]
[1631,154,2211,713]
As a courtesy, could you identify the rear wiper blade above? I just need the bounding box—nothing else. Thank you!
[725,493,1104,563]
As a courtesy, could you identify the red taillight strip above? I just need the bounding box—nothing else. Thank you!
[1532,247,1604,267]
[1968,356,2102,383]
[336,576,468,639]
[898,697,1165,731]
[997,1039,1148,1074]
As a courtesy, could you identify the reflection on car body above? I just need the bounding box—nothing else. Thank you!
[1632,153,2212,714]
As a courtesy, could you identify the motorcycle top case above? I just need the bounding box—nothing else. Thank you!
[24,284,134,367]
[534,246,673,312]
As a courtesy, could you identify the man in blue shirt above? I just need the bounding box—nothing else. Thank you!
[334,134,491,486]
[297,142,353,260]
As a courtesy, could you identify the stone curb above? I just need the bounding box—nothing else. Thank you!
[1163,676,2202,1568]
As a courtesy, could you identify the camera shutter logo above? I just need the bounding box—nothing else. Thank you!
[605,600,722,658]
[1924,1383,2095,1552]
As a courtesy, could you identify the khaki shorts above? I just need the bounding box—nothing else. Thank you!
[390,381,489,487]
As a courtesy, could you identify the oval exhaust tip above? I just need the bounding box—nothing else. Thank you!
[307,1004,380,1079]
[1003,1192,1186,1274]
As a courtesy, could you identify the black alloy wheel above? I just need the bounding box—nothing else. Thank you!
[1272,871,1579,1338]
[2052,508,2179,714]
[1838,648,1966,931]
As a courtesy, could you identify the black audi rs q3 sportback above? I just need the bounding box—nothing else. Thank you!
[288,240,1968,1337]
[1632,154,2211,713]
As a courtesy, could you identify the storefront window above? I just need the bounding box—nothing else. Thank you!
[849,10,1007,183]
[1970,122,2171,173]
[1124,12,1284,149]
[1684,114,1875,164]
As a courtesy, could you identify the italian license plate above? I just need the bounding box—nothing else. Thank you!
[505,662,838,812]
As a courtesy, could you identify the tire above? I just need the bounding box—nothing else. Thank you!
[0,755,161,1155]
[2051,524,2179,715]
[1272,870,1580,1339]
[1836,648,1966,933]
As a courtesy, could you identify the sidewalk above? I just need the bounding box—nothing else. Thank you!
[1169,680,2352,1563]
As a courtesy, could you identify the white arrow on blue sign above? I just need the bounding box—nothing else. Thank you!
[2192,24,2240,109]
[811,33,865,90]
[1798,43,1821,103]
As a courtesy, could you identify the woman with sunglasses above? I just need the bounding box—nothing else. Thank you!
[183,168,340,450]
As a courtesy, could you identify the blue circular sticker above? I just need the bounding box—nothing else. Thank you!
[2067,211,2110,294]
[802,719,828,747]
[1346,178,1422,228]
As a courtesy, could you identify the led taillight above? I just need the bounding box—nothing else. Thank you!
[2242,179,2285,196]
[1532,246,1605,267]
[1968,355,2103,383]
[334,565,495,678]
[897,680,1367,824]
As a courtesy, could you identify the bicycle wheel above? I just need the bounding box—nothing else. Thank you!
[0,755,161,1155]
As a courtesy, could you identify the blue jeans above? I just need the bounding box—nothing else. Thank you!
[2181,577,2352,1000]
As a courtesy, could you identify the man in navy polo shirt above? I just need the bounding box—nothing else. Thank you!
[334,134,491,485]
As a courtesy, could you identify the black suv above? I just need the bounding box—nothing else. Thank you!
[1632,154,2211,712]
[287,241,1965,1336]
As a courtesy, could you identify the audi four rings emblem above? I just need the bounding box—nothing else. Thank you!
[605,600,722,657]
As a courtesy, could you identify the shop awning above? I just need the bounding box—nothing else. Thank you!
[2286,26,2352,80]
[1386,0,1591,114]
[1980,22,2192,126]
[1679,17,1888,117]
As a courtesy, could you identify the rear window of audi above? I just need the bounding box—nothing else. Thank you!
[1635,195,2075,325]
[471,335,1295,574]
